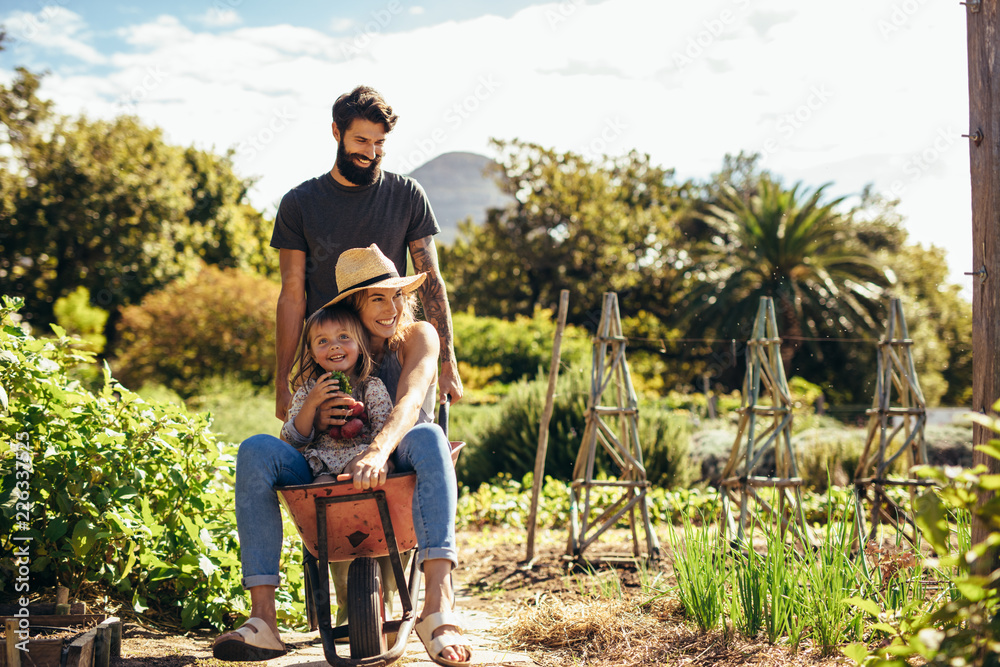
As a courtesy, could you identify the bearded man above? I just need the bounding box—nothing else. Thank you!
[270,85,463,421]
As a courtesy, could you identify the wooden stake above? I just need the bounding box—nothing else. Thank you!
[5,619,21,667]
[967,0,1000,575]
[55,585,70,616]
[525,290,570,564]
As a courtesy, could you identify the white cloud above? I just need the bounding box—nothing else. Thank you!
[409,6,425,15]
[195,8,242,28]
[2,7,106,64]
[330,17,355,33]
[4,0,974,291]
[117,15,194,49]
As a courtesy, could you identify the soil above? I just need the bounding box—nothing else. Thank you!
[105,527,849,667]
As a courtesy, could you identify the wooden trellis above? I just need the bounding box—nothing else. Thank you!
[853,298,929,551]
[567,292,661,562]
[719,297,812,549]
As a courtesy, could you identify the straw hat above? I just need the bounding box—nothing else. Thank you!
[323,244,426,308]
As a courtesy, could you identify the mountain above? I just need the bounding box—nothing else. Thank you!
[408,151,514,245]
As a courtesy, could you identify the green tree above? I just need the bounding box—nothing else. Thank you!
[678,174,894,375]
[0,68,274,337]
[886,243,973,406]
[441,139,688,325]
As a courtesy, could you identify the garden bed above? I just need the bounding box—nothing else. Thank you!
[0,609,120,667]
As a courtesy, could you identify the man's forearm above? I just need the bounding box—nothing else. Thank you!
[276,296,307,388]
[419,273,456,364]
[409,237,456,364]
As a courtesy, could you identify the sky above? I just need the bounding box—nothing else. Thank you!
[0,0,977,295]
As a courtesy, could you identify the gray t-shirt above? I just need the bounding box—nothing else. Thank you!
[271,170,440,316]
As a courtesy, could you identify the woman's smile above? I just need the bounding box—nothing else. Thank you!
[360,287,405,341]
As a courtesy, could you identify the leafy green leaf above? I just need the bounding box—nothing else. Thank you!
[870,622,899,635]
[979,474,1000,490]
[44,517,69,541]
[842,642,868,666]
[955,577,989,601]
[913,491,949,555]
[974,442,1000,461]
[71,519,98,558]
[845,596,882,618]
[140,497,164,537]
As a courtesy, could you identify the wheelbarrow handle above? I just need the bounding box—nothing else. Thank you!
[438,394,450,439]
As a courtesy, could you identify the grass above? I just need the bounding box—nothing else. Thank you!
[667,514,727,632]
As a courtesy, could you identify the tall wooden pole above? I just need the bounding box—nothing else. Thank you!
[524,290,570,564]
[966,0,1000,573]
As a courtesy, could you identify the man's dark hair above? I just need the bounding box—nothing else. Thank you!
[332,85,398,135]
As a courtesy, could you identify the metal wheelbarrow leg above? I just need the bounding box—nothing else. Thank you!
[314,488,422,666]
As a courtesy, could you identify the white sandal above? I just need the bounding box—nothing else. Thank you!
[414,611,473,666]
[212,616,287,661]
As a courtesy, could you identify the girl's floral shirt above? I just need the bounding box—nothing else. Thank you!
[280,376,392,477]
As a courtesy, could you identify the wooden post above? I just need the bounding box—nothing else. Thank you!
[967,0,1000,573]
[55,586,70,616]
[525,290,570,563]
[702,374,717,419]
[93,625,110,667]
[5,619,21,667]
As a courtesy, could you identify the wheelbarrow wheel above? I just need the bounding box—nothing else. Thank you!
[347,557,388,658]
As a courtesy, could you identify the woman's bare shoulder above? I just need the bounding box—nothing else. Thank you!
[399,320,438,345]
[395,321,440,365]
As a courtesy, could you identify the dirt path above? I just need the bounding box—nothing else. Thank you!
[116,529,544,667]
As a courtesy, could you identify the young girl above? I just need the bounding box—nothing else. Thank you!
[279,304,393,481]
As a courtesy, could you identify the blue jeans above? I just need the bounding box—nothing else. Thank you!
[235,423,457,589]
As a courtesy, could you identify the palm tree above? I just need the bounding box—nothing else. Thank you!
[678,175,893,370]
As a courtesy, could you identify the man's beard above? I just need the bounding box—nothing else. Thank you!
[336,140,382,186]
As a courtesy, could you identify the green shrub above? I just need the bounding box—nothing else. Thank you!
[638,405,694,488]
[454,371,590,489]
[52,286,109,355]
[858,406,1000,666]
[113,266,279,397]
[795,426,866,492]
[0,296,302,629]
[452,308,591,385]
[455,370,694,490]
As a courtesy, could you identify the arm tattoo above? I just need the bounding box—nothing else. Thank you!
[410,236,456,364]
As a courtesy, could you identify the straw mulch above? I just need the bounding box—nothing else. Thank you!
[495,596,847,667]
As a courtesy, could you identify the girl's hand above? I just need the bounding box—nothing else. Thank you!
[304,372,342,406]
[313,392,355,431]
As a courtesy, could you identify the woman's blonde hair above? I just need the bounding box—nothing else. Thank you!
[347,288,418,353]
[288,305,375,394]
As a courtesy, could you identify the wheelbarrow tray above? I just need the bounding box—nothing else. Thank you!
[279,473,418,561]
[277,441,464,562]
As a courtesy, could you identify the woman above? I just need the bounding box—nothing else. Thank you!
[213,245,470,666]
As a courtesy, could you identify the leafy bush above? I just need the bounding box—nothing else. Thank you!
[114,266,279,397]
[452,308,591,387]
[0,296,302,629]
[858,408,1000,666]
[455,371,590,489]
[52,286,109,355]
[455,370,694,490]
